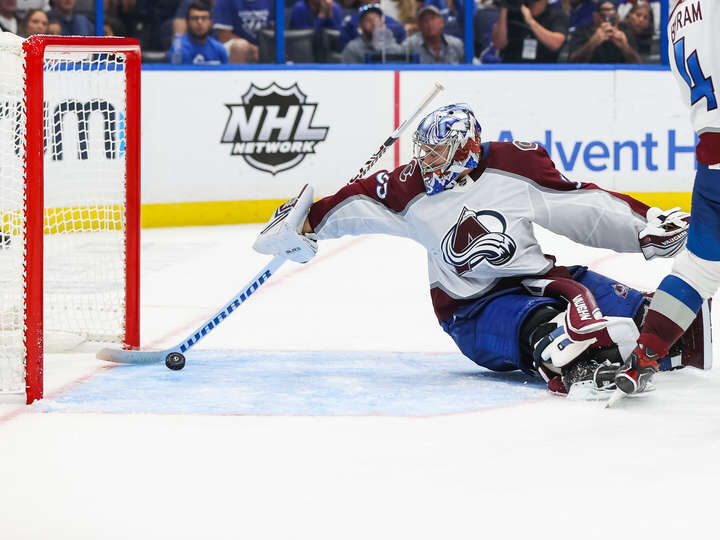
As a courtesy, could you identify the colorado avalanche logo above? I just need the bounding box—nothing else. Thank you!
[441,208,517,275]
[612,283,629,299]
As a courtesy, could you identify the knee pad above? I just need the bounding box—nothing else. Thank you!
[671,249,720,299]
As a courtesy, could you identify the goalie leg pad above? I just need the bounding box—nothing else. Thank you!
[532,311,639,369]
[443,269,650,380]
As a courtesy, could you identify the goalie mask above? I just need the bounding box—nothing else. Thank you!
[412,103,482,196]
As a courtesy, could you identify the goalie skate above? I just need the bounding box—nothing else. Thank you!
[565,360,657,402]
[546,345,623,399]
[563,357,620,400]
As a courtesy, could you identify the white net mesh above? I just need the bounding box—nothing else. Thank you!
[0,36,129,393]
[43,50,128,342]
[0,33,28,392]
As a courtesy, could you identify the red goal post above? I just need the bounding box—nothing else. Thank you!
[0,35,141,403]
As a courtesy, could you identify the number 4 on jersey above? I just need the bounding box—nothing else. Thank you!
[673,37,718,111]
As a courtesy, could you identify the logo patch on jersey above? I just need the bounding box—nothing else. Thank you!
[221,83,329,175]
[512,141,538,151]
[399,159,417,183]
[612,283,629,299]
[441,208,517,275]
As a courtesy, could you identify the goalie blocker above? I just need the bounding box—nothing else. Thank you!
[253,184,318,264]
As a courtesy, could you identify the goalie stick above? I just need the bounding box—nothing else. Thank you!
[98,82,446,369]
[97,256,285,368]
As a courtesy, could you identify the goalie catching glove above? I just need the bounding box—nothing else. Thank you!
[253,184,318,263]
[639,207,690,260]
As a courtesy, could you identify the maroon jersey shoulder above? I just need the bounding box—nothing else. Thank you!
[485,141,570,189]
[483,141,649,217]
[309,162,425,230]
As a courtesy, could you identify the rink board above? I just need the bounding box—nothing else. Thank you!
[139,67,697,226]
[37,351,547,416]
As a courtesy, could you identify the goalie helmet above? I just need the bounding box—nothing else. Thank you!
[412,103,482,196]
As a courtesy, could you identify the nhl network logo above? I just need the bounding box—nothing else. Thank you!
[220,83,329,175]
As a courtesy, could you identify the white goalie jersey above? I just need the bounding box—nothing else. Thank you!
[307,142,650,322]
[668,0,720,136]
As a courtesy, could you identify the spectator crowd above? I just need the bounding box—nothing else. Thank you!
[0,0,661,65]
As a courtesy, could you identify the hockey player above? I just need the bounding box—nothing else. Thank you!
[612,0,720,395]
[254,103,702,395]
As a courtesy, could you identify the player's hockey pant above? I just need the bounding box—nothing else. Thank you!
[440,267,646,374]
[686,164,720,262]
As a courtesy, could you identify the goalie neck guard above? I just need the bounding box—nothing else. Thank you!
[412,103,482,196]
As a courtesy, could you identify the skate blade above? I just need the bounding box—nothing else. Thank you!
[605,389,626,408]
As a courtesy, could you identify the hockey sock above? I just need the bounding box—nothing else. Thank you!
[639,275,703,358]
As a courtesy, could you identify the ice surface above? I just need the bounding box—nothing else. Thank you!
[37,351,547,416]
[1,224,719,539]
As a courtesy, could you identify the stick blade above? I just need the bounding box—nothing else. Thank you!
[605,389,626,408]
[96,347,168,365]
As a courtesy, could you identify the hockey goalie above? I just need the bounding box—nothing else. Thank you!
[254,103,711,397]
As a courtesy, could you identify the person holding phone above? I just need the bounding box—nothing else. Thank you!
[491,0,569,63]
[568,0,641,63]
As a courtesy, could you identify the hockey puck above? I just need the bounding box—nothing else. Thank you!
[165,352,186,371]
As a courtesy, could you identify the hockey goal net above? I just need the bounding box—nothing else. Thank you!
[0,34,140,403]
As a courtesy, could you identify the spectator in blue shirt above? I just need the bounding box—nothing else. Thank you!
[168,2,229,64]
[213,0,275,63]
[290,0,342,30]
[340,1,406,49]
[174,0,217,37]
[48,0,93,36]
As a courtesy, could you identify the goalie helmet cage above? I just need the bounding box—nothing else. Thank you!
[0,35,140,404]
